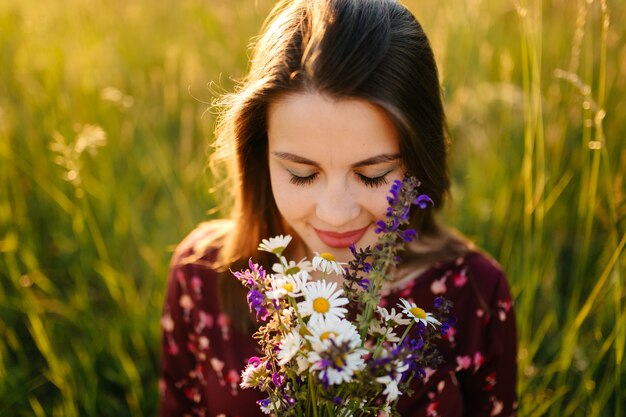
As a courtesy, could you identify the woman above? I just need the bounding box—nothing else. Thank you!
[160,0,517,416]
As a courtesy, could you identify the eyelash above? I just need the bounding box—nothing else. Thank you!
[289,172,318,186]
[288,172,390,188]
[357,173,389,188]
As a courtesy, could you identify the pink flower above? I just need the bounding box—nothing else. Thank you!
[227,369,240,395]
[191,276,203,295]
[400,281,414,298]
[498,299,512,321]
[490,398,503,416]
[197,311,214,332]
[179,294,193,310]
[166,340,179,356]
[161,314,174,332]
[453,272,467,287]
[456,355,472,371]
[218,314,231,340]
[474,352,485,372]
[484,372,497,391]
[426,398,439,417]
[443,325,457,345]
[423,367,436,383]
[430,277,447,294]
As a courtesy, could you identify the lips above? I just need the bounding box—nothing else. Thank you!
[314,225,370,248]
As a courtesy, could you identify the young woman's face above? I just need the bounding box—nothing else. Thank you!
[267,92,404,262]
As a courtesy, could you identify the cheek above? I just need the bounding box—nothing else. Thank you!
[269,166,312,222]
[361,177,403,219]
[366,192,393,220]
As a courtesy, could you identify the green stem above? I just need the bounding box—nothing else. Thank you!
[398,322,415,345]
[309,374,319,417]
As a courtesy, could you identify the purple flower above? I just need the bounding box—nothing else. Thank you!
[246,289,269,321]
[358,278,370,290]
[410,337,424,351]
[246,289,264,310]
[434,296,443,308]
[257,398,271,407]
[400,205,411,221]
[389,217,400,232]
[375,220,387,234]
[387,180,402,205]
[415,194,434,209]
[256,307,269,321]
[272,372,284,387]
[401,229,417,242]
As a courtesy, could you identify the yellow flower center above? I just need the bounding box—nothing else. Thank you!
[285,266,300,275]
[409,307,427,320]
[272,246,285,255]
[320,331,337,341]
[313,297,330,313]
[282,282,294,292]
[333,354,347,368]
[320,252,336,262]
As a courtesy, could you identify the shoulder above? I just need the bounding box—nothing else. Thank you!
[164,220,234,317]
[170,219,234,269]
[462,251,507,288]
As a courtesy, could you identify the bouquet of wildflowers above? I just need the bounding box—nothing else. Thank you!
[234,177,454,416]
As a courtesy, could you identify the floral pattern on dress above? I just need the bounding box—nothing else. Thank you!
[160,225,518,417]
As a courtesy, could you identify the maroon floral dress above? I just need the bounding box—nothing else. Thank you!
[160,225,518,417]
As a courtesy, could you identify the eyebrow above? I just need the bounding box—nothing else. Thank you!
[271,152,400,168]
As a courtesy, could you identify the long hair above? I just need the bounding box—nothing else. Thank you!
[203,0,462,331]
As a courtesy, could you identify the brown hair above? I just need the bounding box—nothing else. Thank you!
[202,0,465,331]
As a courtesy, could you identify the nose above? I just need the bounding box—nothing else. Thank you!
[315,180,361,227]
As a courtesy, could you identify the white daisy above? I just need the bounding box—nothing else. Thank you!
[306,316,361,353]
[272,257,313,277]
[376,375,401,402]
[377,306,411,326]
[308,346,367,385]
[312,252,346,275]
[296,354,310,374]
[265,273,305,299]
[240,360,268,388]
[368,319,400,343]
[298,280,349,323]
[397,298,441,328]
[257,398,275,415]
[277,329,303,365]
[375,361,409,402]
[258,235,292,255]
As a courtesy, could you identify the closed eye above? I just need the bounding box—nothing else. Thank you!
[289,172,319,186]
[357,172,389,188]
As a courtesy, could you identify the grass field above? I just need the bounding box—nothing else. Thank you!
[0,0,624,416]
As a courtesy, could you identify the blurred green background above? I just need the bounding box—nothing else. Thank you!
[0,0,624,416]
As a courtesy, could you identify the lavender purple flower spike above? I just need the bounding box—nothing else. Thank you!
[344,176,434,303]
[233,259,270,321]
[376,176,434,234]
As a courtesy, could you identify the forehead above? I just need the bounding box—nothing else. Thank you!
[267,92,400,159]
